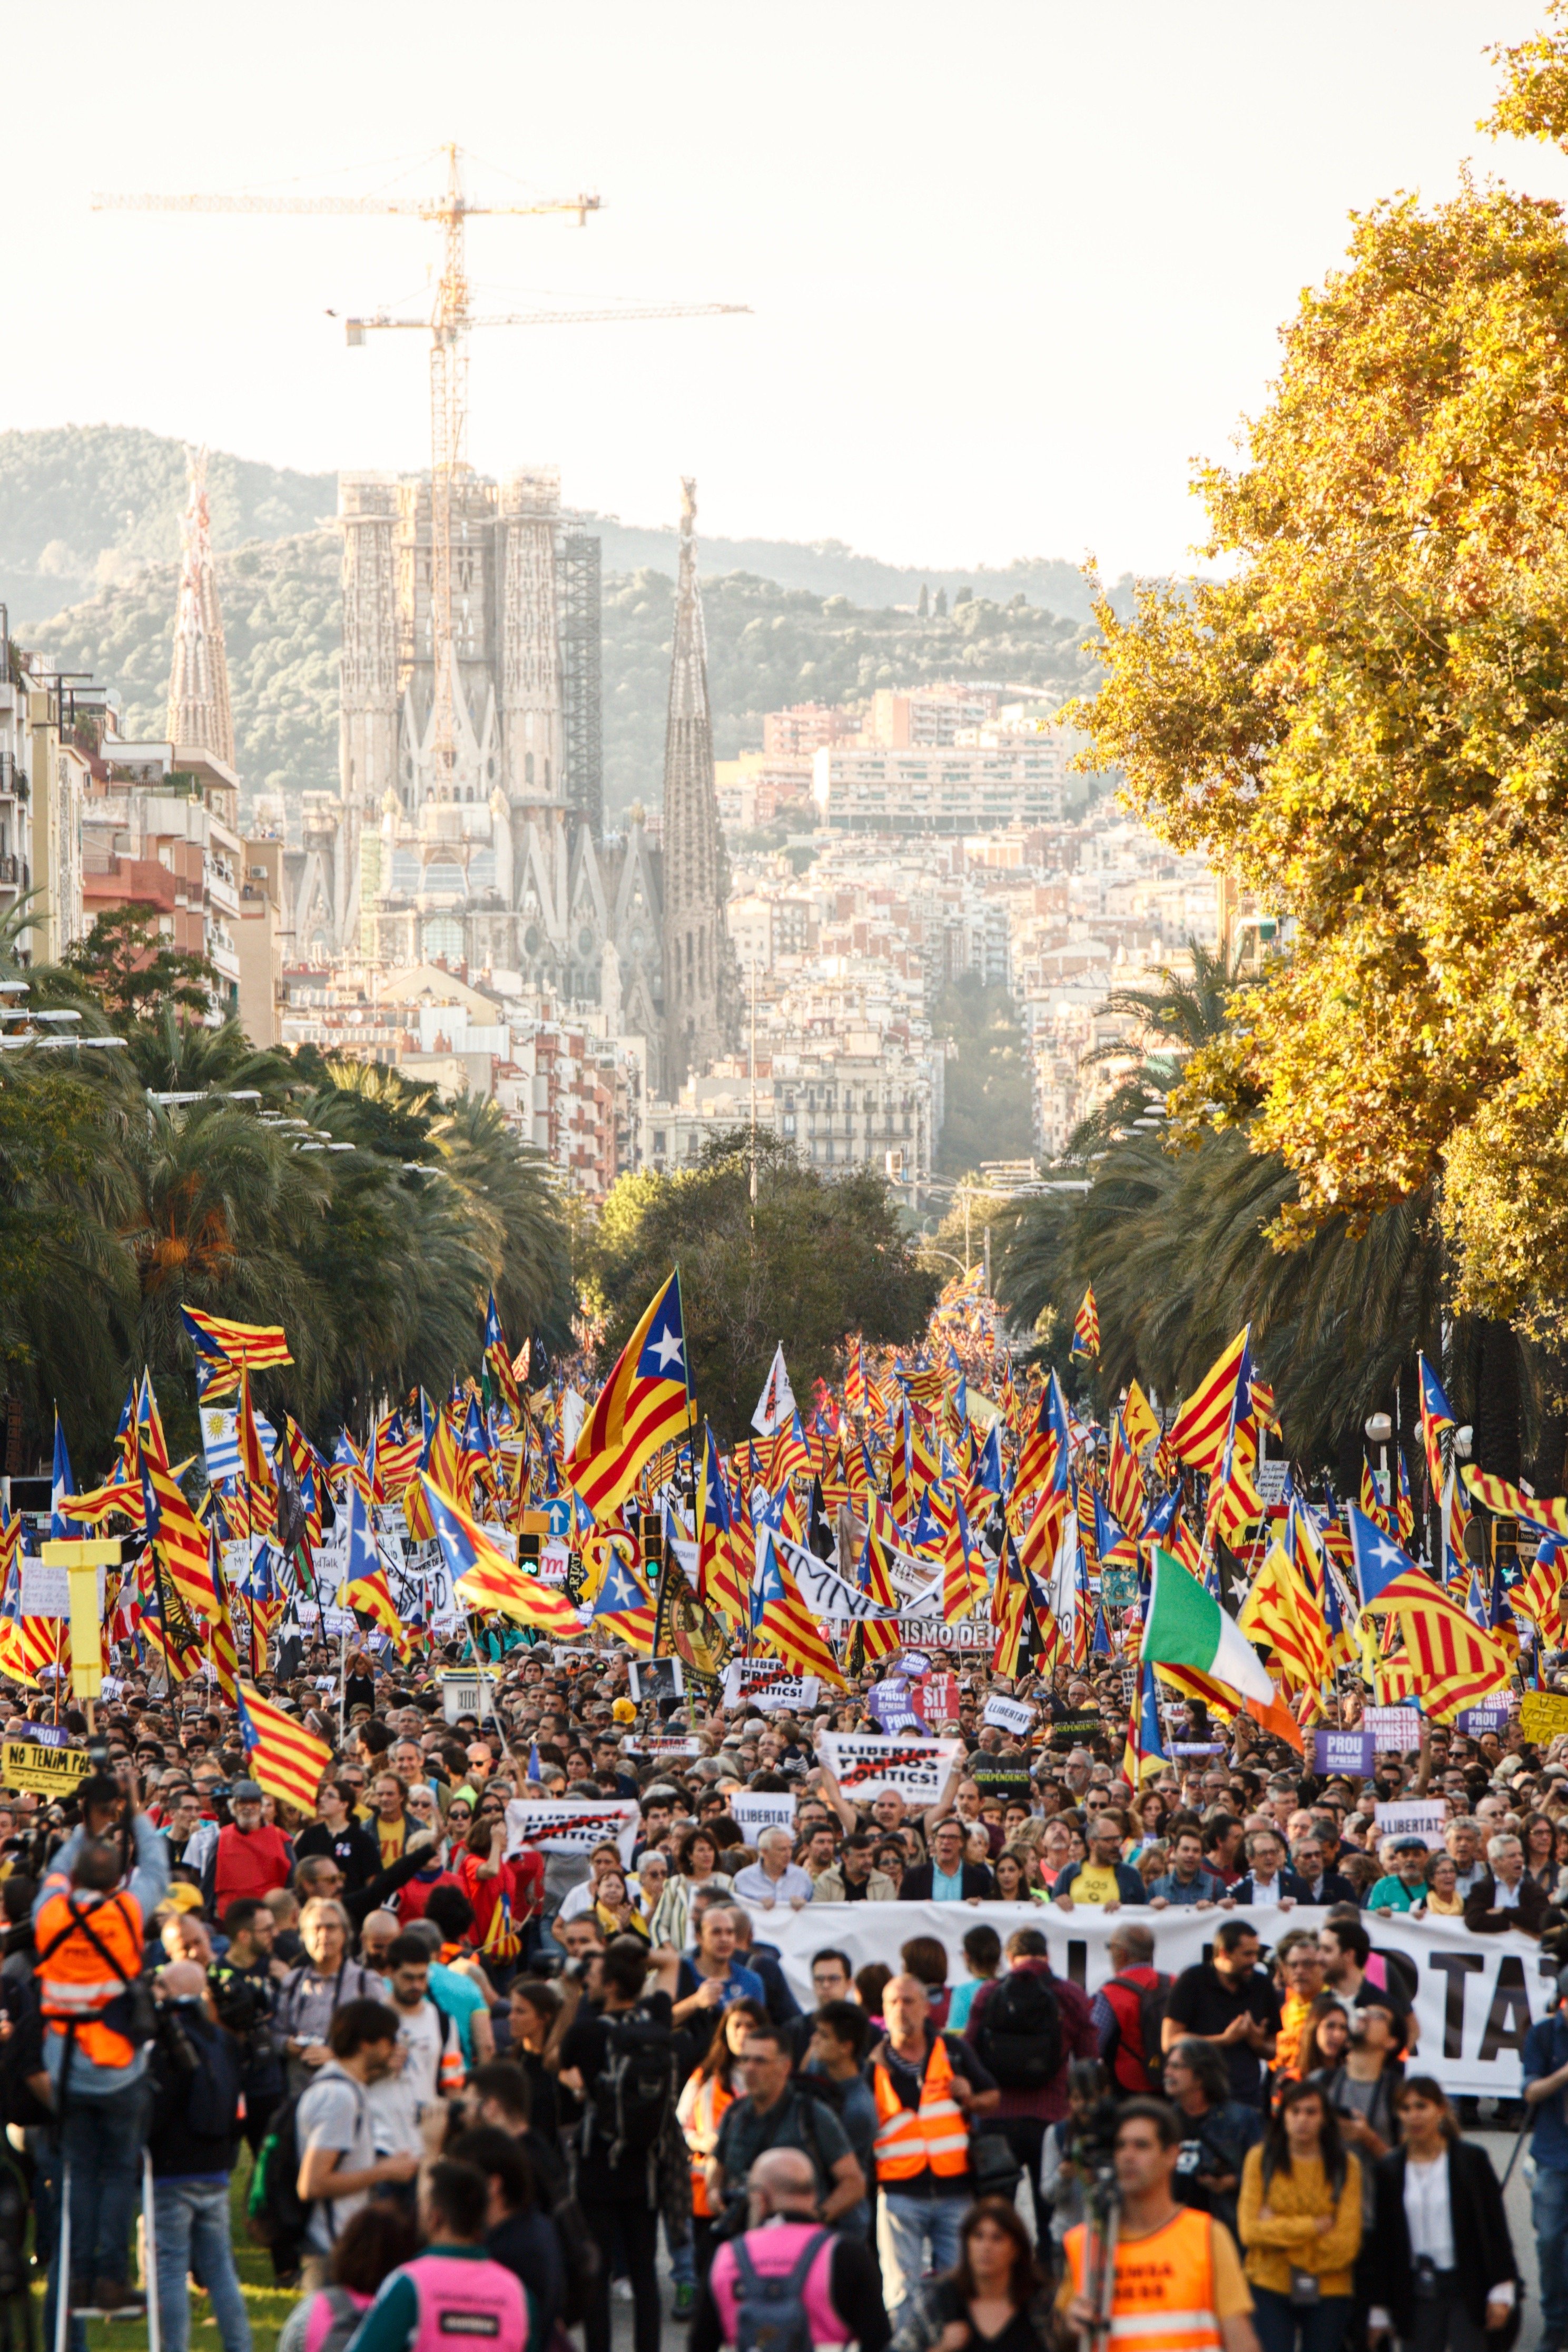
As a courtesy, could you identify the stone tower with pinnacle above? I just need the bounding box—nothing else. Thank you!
[660,478,739,1090]
[165,447,235,767]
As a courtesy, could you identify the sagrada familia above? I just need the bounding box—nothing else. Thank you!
[282,466,739,1095]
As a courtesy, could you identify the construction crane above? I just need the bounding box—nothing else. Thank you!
[93,144,750,784]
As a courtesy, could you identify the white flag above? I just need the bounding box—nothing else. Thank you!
[752,1344,796,1436]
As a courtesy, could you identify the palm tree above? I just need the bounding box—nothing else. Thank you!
[995,944,1450,1481]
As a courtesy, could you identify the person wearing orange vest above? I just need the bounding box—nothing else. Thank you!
[33,1784,170,2319]
[870,1971,999,2325]
[677,2009,751,2278]
[1063,2098,1261,2352]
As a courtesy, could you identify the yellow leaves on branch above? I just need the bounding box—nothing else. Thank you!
[1070,169,1568,1319]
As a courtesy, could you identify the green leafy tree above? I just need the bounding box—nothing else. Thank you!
[65,904,218,1024]
[587,1131,939,1443]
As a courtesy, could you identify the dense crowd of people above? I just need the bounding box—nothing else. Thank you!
[0,1636,1557,2352]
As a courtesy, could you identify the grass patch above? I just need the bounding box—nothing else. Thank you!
[30,2160,298,2352]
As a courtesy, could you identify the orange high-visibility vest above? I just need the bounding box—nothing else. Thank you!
[683,2074,735,2218]
[871,2033,969,2183]
[1064,2206,1223,2352]
[35,1880,145,2070]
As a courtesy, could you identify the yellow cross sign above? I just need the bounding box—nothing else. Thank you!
[39,1536,121,1706]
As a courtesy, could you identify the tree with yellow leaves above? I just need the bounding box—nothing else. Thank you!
[1073,8,1568,1324]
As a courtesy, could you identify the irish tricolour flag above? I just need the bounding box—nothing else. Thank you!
[1145,1547,1277,1707]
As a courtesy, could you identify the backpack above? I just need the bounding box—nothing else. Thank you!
[730,2227,830,2352]
[245,2090,310,2248]
[1103,1970,1173,2094]
[591,2003,675,2161]
[315,2287,364,2352]
[972,1968,1063,2090]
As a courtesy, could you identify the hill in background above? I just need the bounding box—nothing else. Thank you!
[6,426,1103,818]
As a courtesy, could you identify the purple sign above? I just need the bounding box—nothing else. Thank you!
[1456,1708,1508,1735]
[1314,1729,1375,1776]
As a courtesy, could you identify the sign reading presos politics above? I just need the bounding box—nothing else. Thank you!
[722,1662,819,1711]
[504,1798,640,1867]
[816,1730,962,1803]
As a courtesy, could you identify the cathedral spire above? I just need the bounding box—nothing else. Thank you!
[660,478,738,1090]
[166,446,235,767]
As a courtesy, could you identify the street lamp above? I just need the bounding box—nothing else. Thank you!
[1365,1411,1392,1494]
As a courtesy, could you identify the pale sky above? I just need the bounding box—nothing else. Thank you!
[7,1,1565,578]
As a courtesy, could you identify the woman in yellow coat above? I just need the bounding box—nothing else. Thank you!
[1238,2078,1362,2352]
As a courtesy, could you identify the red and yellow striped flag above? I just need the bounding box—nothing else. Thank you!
[567,1274,695,1521]
[1166,1328,1250,1478]
[235,1682,332,1814]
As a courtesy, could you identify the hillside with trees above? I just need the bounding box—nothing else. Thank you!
[23,530,1102,818]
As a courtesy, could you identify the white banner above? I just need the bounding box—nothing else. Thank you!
[746,1903,1556,2095]
[890,1615,993,1650]
[1374,1801,1447,1851]
[505,1798,639,1866]
[723,1662,820,1711]
[778,1538,889,1622]
[730,1790,798,1840]
[817,1731,961,1803]
[983,1696,1035,1735]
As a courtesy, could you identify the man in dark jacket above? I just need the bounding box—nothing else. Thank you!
[148,1963,251,2352]
[1464,1834,1558,1936]
[900,1816,995,1902]
[1229,1828,1310,1908]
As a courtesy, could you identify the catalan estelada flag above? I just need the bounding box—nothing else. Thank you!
[1071,1286,1100,1360]
[239,1366,279,1539]
[1417,1353,1455,1501]
[590,1545,657,1652]
[180,1306,293,1399]
[1464,1463,1568,1539]
[1167,1327,1250,1478]
[141,1448,224,1627]
[421,1475,584,1639]
[567,1273,695,1520]
[697,1426,748,1628]
[235,1681,332,1814]
[752,1514,845,1686]
[483,1290,521,1418]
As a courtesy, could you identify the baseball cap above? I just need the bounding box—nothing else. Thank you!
[230,1779,264,1803]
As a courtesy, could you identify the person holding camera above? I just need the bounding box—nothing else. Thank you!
[1062,2100,1260,2352]
[707,2021,866,2243]
[1164,2038,1264,2240]
[33,1768,169,2318]
[147,1959,251,2352]
[557,1936,684,2352]
[1364,2077,1517,2352]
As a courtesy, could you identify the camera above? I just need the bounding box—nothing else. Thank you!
[1070,2095,1123,2178]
